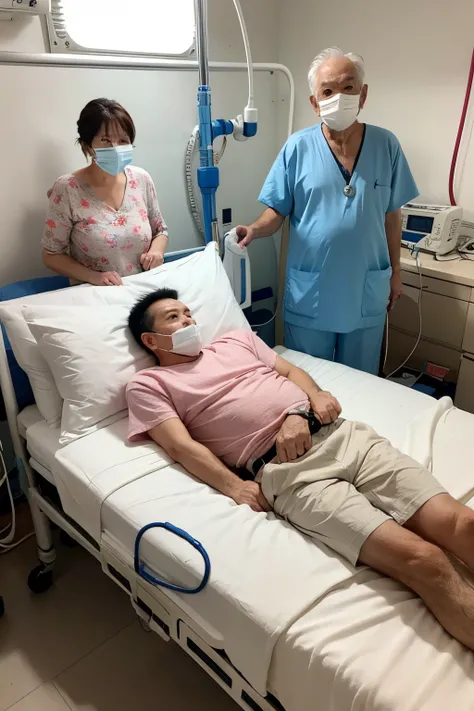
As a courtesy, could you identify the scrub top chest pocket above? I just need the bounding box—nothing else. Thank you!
[373,180,391,213]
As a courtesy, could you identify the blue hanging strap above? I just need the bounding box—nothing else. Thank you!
[134,522,211,594]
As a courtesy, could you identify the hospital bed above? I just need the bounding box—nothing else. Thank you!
[1,243,474,711]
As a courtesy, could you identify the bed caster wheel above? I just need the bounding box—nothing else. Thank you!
[60,530,78,548]
[138,617,152,633]
[0,596,4,617]
[27,564,53,594]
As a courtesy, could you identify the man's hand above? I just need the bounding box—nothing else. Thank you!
[310,391,341,425]
[388,270,403,311]
[148,419,270,514]
[276,415,312,463]
[235,225,256,248]
[232,481,271,513]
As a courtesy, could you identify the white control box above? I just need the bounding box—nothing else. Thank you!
[222,229,252,310]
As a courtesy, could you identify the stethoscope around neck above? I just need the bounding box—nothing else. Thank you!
[340,160,357,198]
[323,122,364,199]
[338,162,356,198]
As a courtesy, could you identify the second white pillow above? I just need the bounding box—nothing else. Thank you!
[24,305,155,444]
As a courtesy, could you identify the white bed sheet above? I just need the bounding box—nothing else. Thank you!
[28,407,359,697]
[269,566,474,711]
[268,353,474,711]
[17,404,44,439]
[23,350,474,708]
[18,405,59,484]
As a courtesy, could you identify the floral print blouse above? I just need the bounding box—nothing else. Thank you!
[42,166,168,277]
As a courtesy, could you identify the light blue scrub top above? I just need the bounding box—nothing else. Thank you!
[259,124,419,333]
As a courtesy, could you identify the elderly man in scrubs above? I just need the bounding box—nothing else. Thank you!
[237,47,418,374]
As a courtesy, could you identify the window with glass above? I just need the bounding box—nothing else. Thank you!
[49,0,195,56]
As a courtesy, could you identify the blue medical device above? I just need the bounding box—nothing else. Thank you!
[194,0,258,244]
[134,522,211,595]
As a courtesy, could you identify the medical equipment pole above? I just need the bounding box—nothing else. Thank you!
[194,0,209,86]
[194,0,219,245]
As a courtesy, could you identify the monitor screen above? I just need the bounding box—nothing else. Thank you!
[406,214,434,234]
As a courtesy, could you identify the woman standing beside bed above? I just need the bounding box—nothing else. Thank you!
[42,98,168,286]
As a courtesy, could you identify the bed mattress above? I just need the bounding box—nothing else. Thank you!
[23,349,474,710]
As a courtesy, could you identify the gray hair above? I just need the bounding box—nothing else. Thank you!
[308,47,365,95]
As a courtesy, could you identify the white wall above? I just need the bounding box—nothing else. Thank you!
[0,0,282,296]
[277,0,474,217]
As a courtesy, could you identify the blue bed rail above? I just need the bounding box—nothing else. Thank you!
[163,246,205,263]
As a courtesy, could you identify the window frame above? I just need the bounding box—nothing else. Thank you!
[47,0,196,59]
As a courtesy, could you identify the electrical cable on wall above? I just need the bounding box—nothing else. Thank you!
[448,48,474,206]
[0,441,33,554]
[385,250,424,380]
[232,0,255,112]
[382,312,389,372]
[458,250,474,261]
[252,309,277,329]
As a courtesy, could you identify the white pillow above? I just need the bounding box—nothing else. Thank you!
[23,244,250,444]
[24,306,155,444]
[0,283,140,426]
[0,287,99,426]
[0,244,247,426]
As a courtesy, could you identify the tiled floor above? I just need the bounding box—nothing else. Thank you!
[0,536,239,710]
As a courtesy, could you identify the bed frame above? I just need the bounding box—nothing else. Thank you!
[0,248,284,711]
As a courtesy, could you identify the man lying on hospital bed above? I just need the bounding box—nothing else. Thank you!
[126,288,474,651]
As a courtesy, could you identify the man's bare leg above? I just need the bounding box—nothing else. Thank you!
[404,493,474,572]
[359,519,474,649]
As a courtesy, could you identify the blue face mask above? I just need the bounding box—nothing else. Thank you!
[94,145,133,176]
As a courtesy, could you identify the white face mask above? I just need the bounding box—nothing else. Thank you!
[318,92,360,132]
[154,324,203,357]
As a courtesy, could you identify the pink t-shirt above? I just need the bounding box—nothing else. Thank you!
[126,330,308,468]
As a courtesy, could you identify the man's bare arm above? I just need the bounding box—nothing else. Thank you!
[236,208,285,247]
[148,418,270,512]
[274,355,342,424]
[385,208,403,310]
[385,208,402,273]
[274,355,321,398]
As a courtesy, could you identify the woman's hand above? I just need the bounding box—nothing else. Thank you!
[140,248,164,271]
[89,271,123,286]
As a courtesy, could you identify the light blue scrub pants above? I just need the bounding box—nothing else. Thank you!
[285,322,385,375]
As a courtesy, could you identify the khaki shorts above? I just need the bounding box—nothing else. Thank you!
[260,419,446,566]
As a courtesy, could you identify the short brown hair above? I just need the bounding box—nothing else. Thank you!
[77,98,136,156]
